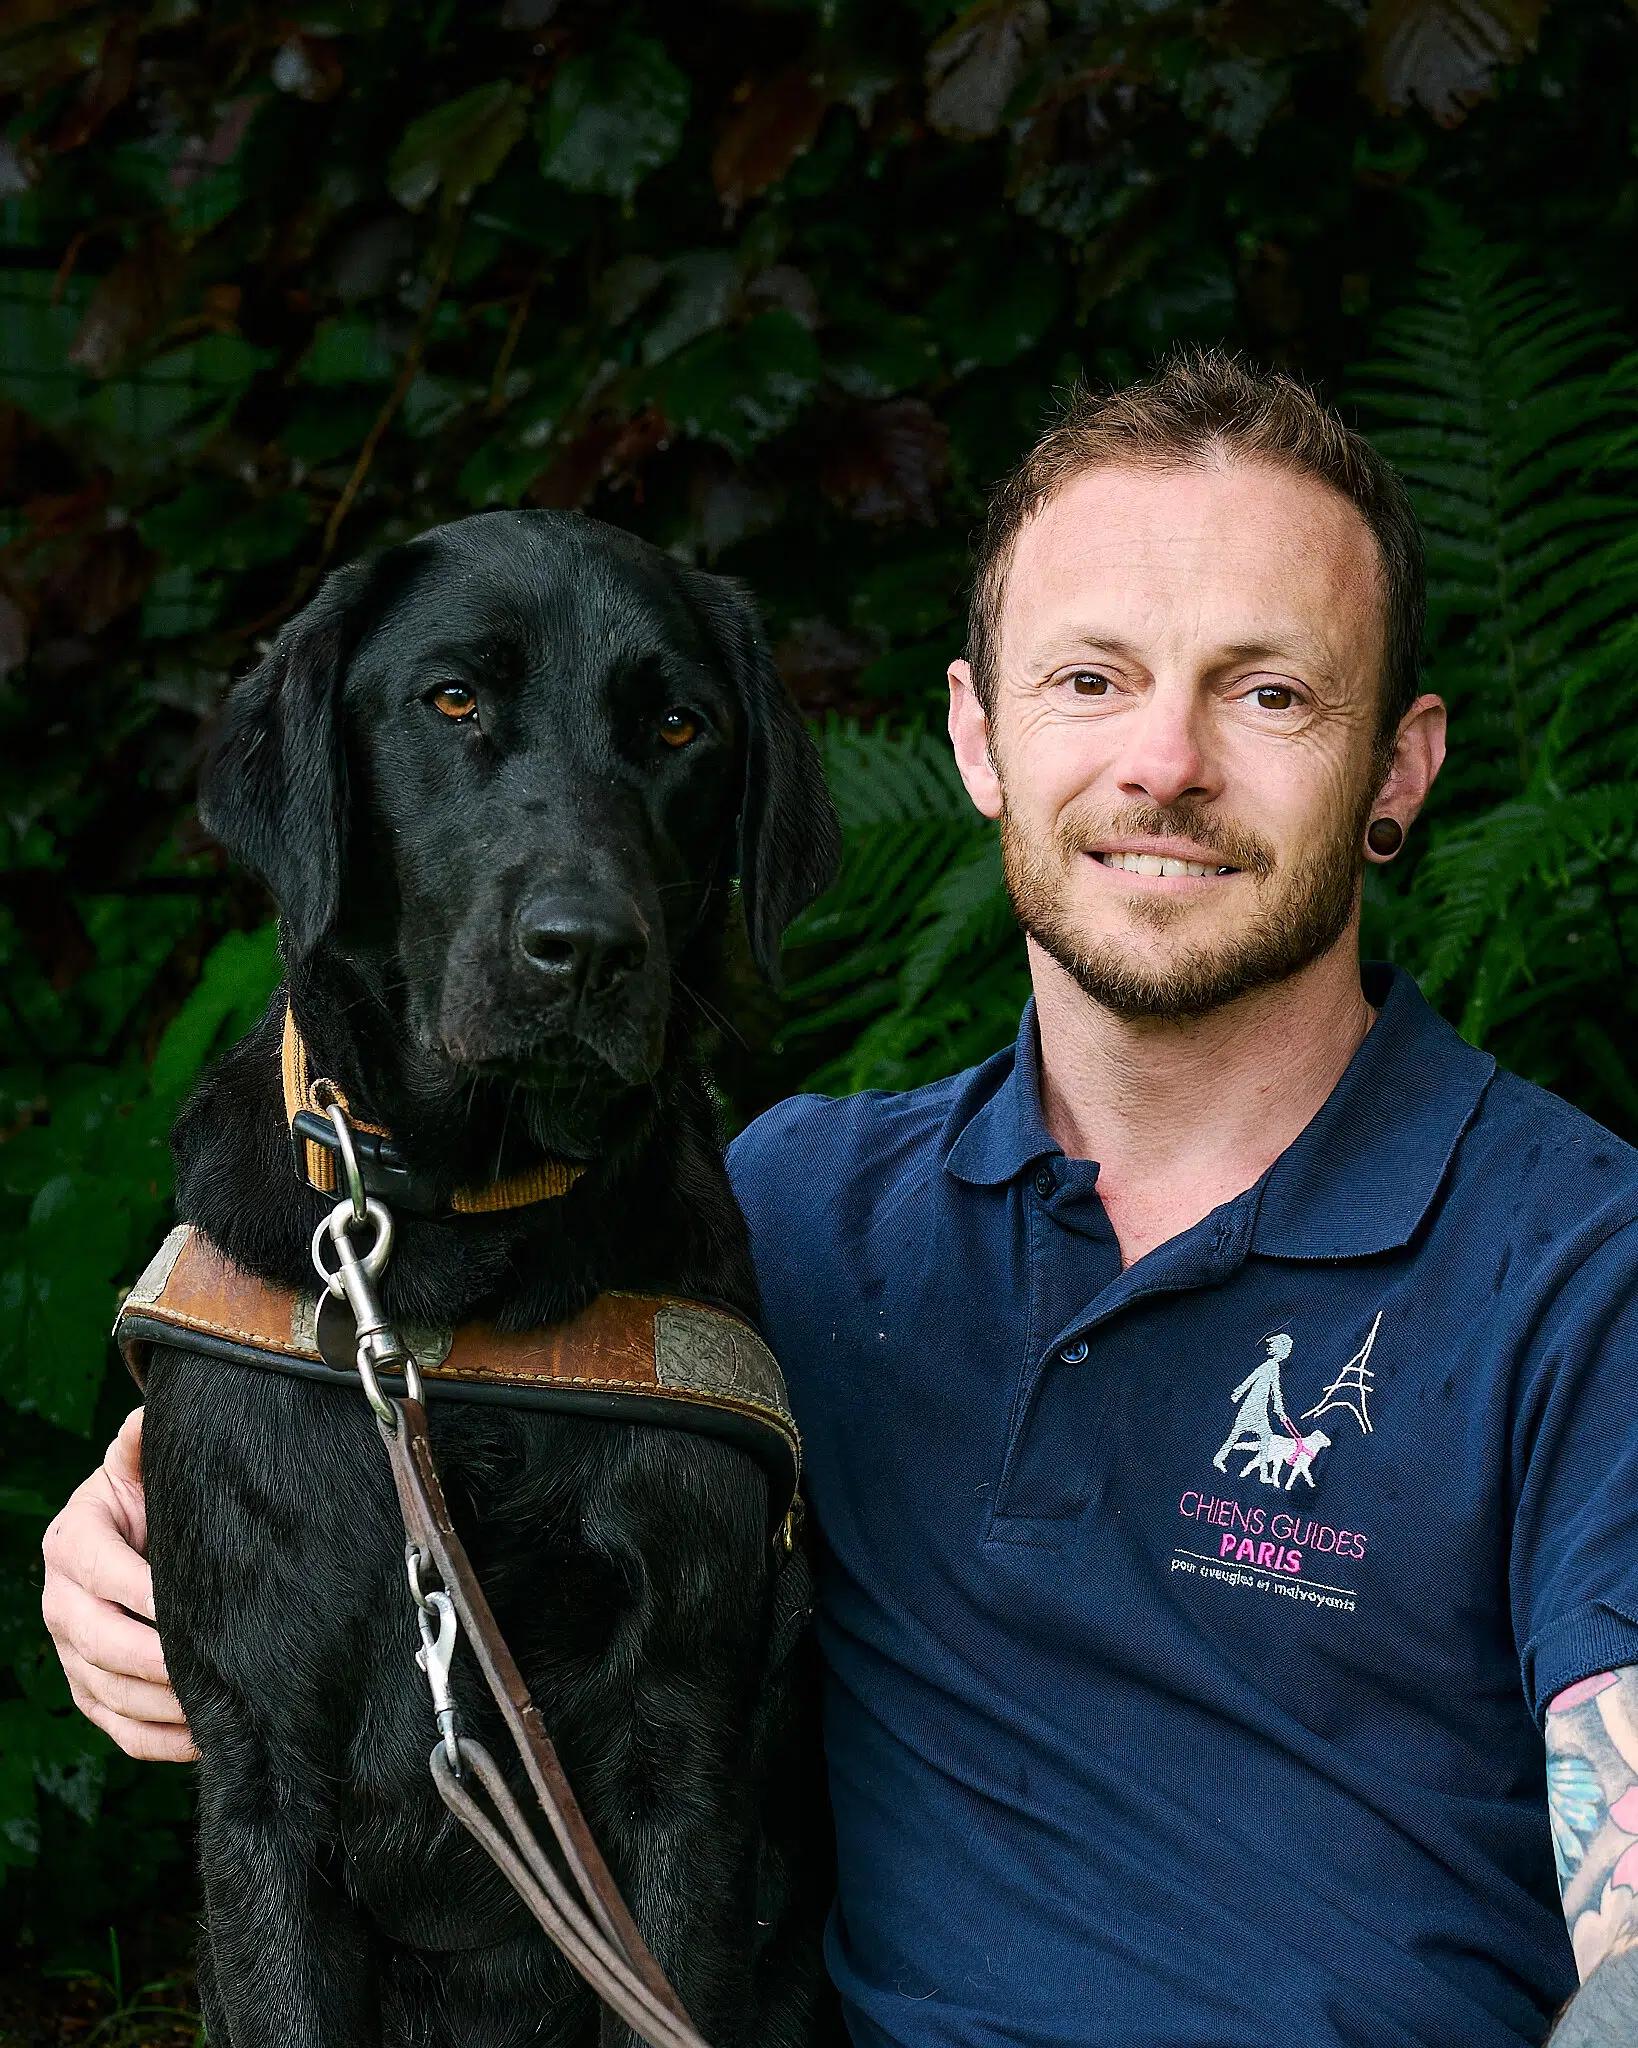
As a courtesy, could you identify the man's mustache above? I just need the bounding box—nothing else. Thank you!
[1054,802,1276,881]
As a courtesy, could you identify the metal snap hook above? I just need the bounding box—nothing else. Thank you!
[414,1588,461,1764]
[311,1197,394,1297]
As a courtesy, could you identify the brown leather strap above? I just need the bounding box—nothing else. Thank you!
[385,1399,705,2046]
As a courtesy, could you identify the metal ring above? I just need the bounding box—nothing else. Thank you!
[324,1100,368,1223]
[406,1543,440,1612]
[311,1197,394,1296]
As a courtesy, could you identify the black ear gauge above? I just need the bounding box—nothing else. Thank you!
[1366,817,1404,858]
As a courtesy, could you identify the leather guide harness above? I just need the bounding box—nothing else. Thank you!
[115,1043,807,2048]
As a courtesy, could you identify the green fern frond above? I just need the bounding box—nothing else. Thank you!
[1352,206,1638,807]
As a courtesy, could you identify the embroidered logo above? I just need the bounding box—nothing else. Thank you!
[1209,1313,1382,1491]
[1173,1317,1382,1613]
[1211,1333,1330,1490]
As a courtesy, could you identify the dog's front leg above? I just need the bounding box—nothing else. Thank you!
[194,1753,379,2046]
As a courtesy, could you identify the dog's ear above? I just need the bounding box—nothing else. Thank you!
[198,561,375,958]
[684,572,840,985]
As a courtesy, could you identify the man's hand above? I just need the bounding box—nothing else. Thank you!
[1545,1668,1638,2042]
[40,1407,195,1762]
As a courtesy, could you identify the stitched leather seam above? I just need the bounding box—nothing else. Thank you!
[132,1303,315,1355]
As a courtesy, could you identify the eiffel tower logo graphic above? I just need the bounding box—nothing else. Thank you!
[1302,1310,1382,1436]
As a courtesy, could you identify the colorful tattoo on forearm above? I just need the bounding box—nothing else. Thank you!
[1547,1667,1638,1981]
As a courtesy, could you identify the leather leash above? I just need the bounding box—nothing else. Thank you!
[307,1098,712,2048]
[388,1397,703,2048]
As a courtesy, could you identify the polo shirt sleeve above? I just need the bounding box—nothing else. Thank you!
[1512,1208,1638,1723]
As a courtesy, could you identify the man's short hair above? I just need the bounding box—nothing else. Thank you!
[966,349,1426,746]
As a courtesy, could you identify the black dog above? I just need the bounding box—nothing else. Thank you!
[138,511,841,2048]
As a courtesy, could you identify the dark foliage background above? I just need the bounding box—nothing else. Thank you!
[3,0,1637,2020]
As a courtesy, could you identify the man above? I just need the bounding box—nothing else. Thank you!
[42,355,1638,2045]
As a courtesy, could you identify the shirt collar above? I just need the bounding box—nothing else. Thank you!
[943,966,1496,1260]
[943,999,1060,1188]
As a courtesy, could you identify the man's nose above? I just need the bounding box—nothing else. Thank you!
[515,891,649,1000]
[1114,687,1215,808]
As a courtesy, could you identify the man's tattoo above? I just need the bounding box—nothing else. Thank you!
[1546,1667,1638,1982]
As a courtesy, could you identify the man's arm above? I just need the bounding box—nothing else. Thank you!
[40,1406,196,1762]
[1545,1669,1638,2043]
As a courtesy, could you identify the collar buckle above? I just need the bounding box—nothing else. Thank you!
[291,1109,445,1217]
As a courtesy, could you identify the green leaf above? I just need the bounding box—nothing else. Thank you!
[388,81,528,213]
[0,1667,110,1873]
[536,33,690,202]
[0,1173,134,1433]
[638,251,741,367]
[139,564,223,640]
[825,309,940,401]
[0,269,92,427]
[928,252,1061,376]
[653,312,819,457]
[148,924,280,1104]
[140,483,309,574]
[80,333,273,446]
[402,372,479,438]
[282,392,381,463]
[299,317,398,386]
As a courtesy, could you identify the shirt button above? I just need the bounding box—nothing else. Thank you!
[1033,1167,1057,1198]
[1060,1340,1089,1364]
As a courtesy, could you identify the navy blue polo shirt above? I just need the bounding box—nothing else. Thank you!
[727,965,1638,2048]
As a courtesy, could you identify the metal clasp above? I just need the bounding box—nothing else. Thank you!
[408,1545,461,1770]
[415,1592,459,1757]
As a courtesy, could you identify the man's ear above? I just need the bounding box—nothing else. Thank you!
[198,561,375,958]
[684,571,841,985]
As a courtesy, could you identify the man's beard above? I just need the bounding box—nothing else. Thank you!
[1001,787,1372,1022]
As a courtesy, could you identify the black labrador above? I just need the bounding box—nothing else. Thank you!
[138,510,842,2048]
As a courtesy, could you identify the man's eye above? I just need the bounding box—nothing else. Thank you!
[428,684,478,722]
[1069,672,1112,697]
[1252,684,1297,711]
[658,707,700,748]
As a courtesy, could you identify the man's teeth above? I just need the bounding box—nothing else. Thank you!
[1098,851,1233,878]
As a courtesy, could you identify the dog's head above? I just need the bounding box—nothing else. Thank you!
[201,512,838,1144]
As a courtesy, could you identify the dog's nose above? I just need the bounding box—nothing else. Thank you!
[515,892,649,998]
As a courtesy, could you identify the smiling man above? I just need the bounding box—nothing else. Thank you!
[41,356,1638,2047]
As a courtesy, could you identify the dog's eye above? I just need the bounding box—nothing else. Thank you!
[657,707,699,748]
[429,684,478,722]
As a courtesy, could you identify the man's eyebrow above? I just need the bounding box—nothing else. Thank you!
[1019,630,1336,673]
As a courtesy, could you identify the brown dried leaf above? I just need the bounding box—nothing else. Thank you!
[68,230,184,377]
[20,483,109,541]
[170,97,261,190]
[819,399,950,526]
[43,8,137,154]
[713,67,832,217]
[745,264,820,330]
[528,407,670,509]
[38,525,154,637]
[0,591,29,681]
[9,872,94,990]
[0,10,105,98]
[1362,0,1551,125]
[686,448,784,559]
[773,616,883,716]
[925,0,1049,142]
